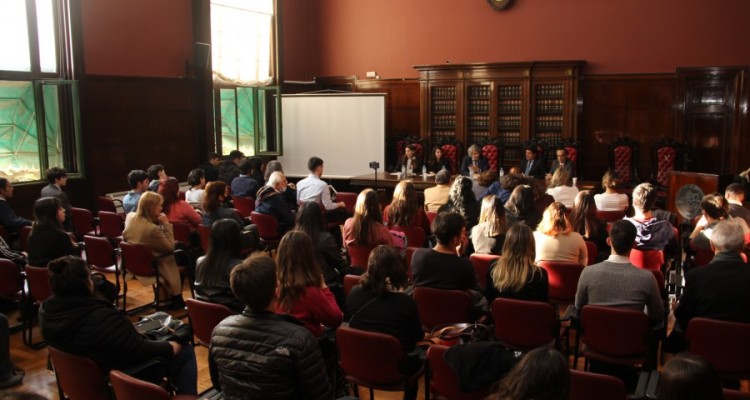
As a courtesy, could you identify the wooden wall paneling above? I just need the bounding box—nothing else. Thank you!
[356,79,420,138]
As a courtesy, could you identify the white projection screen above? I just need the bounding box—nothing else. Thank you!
[279,93,386,178]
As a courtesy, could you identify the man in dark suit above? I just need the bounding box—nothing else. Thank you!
[0,178,32,240]
[199,151,220,182]
[548,147,576,178]
[40,167,73,231]
[520,147,546,179]
[460,144,490,176]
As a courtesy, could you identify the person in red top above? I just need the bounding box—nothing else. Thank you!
[275,230,343,337]
[342,188,394,247]
[384,180,431,244]
[159,177,201,228]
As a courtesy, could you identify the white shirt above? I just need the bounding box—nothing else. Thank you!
[594,192,629,212]
[546,185,579,209]
[296,173,337,210]
[185,188,205,207]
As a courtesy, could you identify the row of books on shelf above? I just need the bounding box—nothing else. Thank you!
[535,99,564,112]
[468,114,491,128]
[432,100,456,113]
[468,86,491,98]
[498,86,522,99]
[535,115,564,129]
[468,100,490,113]
[432,114,456,128]
[535,85,564,98]
[431,86,456,98]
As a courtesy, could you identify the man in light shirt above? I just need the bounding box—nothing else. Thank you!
[296,157,347,222]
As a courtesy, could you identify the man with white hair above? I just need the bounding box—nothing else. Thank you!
[255,171,295,235]
[460,144,490,177]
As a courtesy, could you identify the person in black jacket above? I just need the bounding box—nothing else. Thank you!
[210,255,332,400]
[38,256,197,395]
[27,197,78,267]
[195,219,245,313]
[255,171,295,236]
[0,179,31,237]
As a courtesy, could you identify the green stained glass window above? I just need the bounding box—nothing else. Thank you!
[215,86,281,156]
[0,81,40,181]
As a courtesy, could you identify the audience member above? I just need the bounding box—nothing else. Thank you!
[548,147,576,177]
[27,197,77,267]
[505,185,542,230]
[274,231,342,337]
[594,170,628,212]
[209,255,331,399]
[255,171,295,235]
[736,166,750,198]
[471,195,507,255]
[185,169,206,207]
[0,236,26,268]
[39,256,197,394]
[263,160,298,211]
[343,189,393,247]
[40,167,72,231]
[624,182,678,253]
[438,175,480,231]
[534,202,587,265]
[569,190,608,258]
[478,172,519,204]
[159,177,201,228]
[725,183,750,225]
[0,178,31,235]
[201,181,258,249]
[195,219,244,313]
[485,224,548,303]
[123,192,185,309]
[426,146,452,173]
[122,169,149,214]
[393,144,422,175]
[473,170,497,200]
[532,179,556,215]
[385,180,431,243]
[689,194,729,252]
[0,314,24,389]
[460,144,490,177]
[230,159,261,198]
[295,202,347,286]
[658,353,723,400]
[545,168,578,209]
[248,156,265,186]
[146,164,167,192]
[199,151,220,182]
[520,146,545,179]
[217,150,244,184]
[423,169,451,212]
[296,157,347,222]
[488,348,569,400]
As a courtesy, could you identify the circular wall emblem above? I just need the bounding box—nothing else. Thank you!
[675,184,704,220]
[487,0,513,11]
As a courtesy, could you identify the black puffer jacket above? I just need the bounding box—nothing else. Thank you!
[38,295,173,372]
[209,311,332,400]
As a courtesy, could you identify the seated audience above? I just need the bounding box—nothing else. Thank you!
[247,156,265,187]
[426,146,452,174]
[471,195,507,255]
[274,231,342,337]
[520,146,546,179]
[209,255,331,399]
[296,202,347,285]
[122,169,149,213]
[393,144,422,175]
[40,167,72,231]
[195,219,245,313]
[569,190,608,258]
[533,179,556,215]
[0,235,26,268]
[255,171,295,236]
[385,180,431,242]
[689,193,729,252]
[658,353,723,400]
[202,181,258,249]
[545,168,578,209]
[534,202,587,265]
[473,170,497,200]
[725,183,750,225]
[343,189,393,247]
[594,170,628,212]
[217,150,244,184]
[478,172,519,204]
[548,147,576,178]
[0,314,24,389]
[0,178,31,236]
[39,256,197,395]
[488,348,569,400]
[505,185,542,230]
[185,169,206,207]
[27,197,77,267]
[438,175,480,231]
[296,156,347,223]
[624,182,678,254]
[423,169,451,212]
[264,160,297,210]
[485,224,548,303]
[460,144,490,177]
[146,164,167,192]
[230,159,260,198]
[123,192,185,309]
[159,177,201,228]
[198,151,220,182]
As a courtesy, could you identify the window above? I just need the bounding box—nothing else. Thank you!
[0,0,80,183]
[214,86,281,156]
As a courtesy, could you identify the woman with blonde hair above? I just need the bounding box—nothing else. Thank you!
[384,180,431,239]
[594,169,628,211]
[485,224,548,303]
[471,195,507,255]
[545,168,578,209]
[343,188,394,247]
[123,191,185,309]
[534,202,587,266]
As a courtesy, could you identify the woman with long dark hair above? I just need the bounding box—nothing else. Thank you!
[385,180,431,240]
[195,219,244,312]
[201,181,244,228]
[295,202,346,281]
[505,185,541,230]
[159,177,201,228]
[27,197,77,267]
[488,348,569,400]
[658,353,723,400]
[486,224,548,303]
[426,146,451,174]
[342,189,393,247]
[569,190,608,258]
[438,175,480,230]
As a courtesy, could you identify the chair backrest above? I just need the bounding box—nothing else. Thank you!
[724,389,750,400]
[346,244,377,269]
[390,225,425,248]
[584,241,598,265]
[629,248,664,271]
[413,286,472,331]
[171,221,193,245]
[608,137,639,186]
[250,211,279,240]
[71,207,97,238]
[110,370,173,400]
[95,196,118,213]
[427,344,490,400]
[0,259,22,301]
[186,298,234,347]
[337,325,406,386]
[580,305,650,359]
[439,141,462,175]
[197,225,210,252]
[83,235,116,270]
[594,209,625,222]
[693,248,714,267]
[233,196,255,219]
[426,211,438,226]
[649,269,667,300]
[652,139,684,189]
[335,192,358,215]
[25,265,53,303]
[469,254,500,289]
[481,141,502,172]
[97,211,124,239]
[343,274,361,298]
[48,346,110,400]
[492,298,557,351]
[568,369,627,400]
[686,318,750,378]
[20,225,32,252]
[537,261,584,305]
[120,242,156,277]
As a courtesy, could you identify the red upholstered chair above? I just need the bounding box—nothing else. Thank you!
[651,138,684,190]
[469,253,500,289]
[98,210,124,243]
[95,195,123,215]
[346,244,377,270]
[578,305,651,370]
[185,298,233,347]
[19,225,31,252]
[692,248,714,267]
[386,134,408,172]
[608,136,640,187]
[197,225,210,253]
[724,389,750,400]
[337,325,426,400]
[71,207,99,240]
[119,242,161,315]
[110,370,198,400]
[232,196,255,220]
[0,259,24,333]
[594,209,625,223]
[537,261,584,306]
[584,241,598,265]
[436,138,462,175]
[686,318,750,380]
[24,265,52,348]
[336,192,358,215]
[492,298,558,351]
[629,248,664,271]
[426,211,438,226]
[171,221,193,247]
[481,138,503,172]
[84,235,121,302]
[427,344,490,400]
[48,346,110,400]
[568,369,627,400]
[390,225,426,248]
[250,211,280,255]
[343,274,361,297]
[413,286,472,332]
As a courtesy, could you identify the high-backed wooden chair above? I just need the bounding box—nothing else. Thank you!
[608,136,640,187]
[480,137,503,172]
[651,138,684,190]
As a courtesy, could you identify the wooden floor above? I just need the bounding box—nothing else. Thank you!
[4,268,748,399]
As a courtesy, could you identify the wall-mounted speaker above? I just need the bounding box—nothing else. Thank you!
[194,42,210,68]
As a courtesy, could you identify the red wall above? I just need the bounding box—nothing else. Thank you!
[81,0,193,77]
[283,0,750,80]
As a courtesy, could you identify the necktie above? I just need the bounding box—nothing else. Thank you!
[526,160,533,175]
